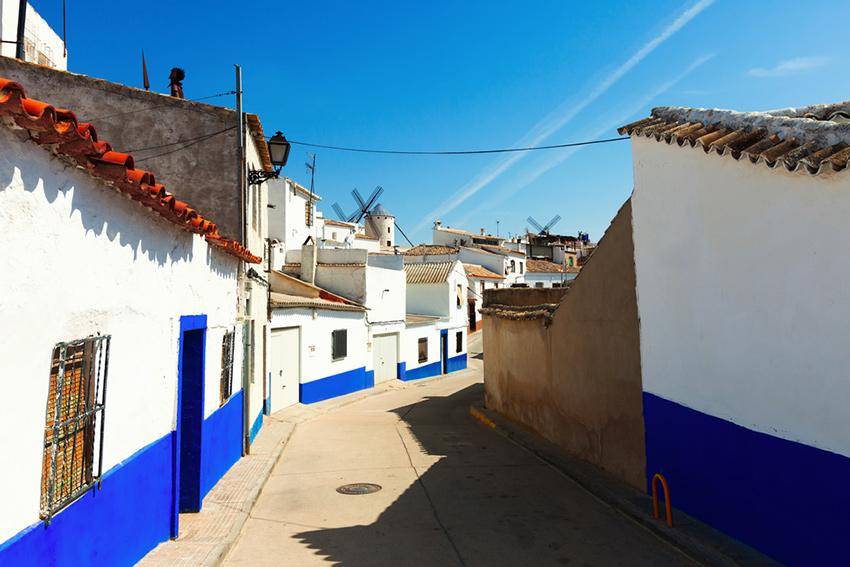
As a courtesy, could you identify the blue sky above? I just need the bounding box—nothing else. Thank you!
[29,0,850,245]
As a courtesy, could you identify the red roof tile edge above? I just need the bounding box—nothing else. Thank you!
[0,78,261,264]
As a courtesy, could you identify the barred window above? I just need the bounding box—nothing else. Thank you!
[40,335,110,524]
[418,338,428,363]
[332,329,347,361]
[305,201,314,227]
[220,330,235,405]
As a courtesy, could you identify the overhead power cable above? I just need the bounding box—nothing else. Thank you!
[134,126,237,163]
[87,91,237,121]
[283,136,629,156]
[126,126,237,153]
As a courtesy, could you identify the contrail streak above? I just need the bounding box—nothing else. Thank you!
[414,0,715,233]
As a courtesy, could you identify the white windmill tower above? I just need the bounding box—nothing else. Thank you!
[368,203,395,246]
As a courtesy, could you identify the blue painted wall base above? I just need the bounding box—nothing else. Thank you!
[644,392,850,567]
[0,434,173,567]
[402,360,441,381]
[300,366,370,404]
[447,353,467,373]
[397,361,406,381]
[249,407,263,444]
[201,391,244,499]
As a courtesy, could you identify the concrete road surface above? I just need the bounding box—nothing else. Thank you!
[224,334,698,567]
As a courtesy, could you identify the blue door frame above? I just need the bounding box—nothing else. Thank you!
[173,315,207,538]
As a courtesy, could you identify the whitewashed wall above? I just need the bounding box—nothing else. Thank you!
[631,135,850,458]
[267,177,319,250]
[0,126,240,543]
[458,248,506,280]
[0,3,67,69]
[365,255,406,324]
[403,324,442,371]
[524,272,577,288]
[270,308,369,386]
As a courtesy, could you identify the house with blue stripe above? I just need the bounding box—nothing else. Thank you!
[482,100,850,567]
[0,76,264,566]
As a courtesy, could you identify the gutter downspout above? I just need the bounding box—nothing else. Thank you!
[236,64,250,456]
[15,0,26,60]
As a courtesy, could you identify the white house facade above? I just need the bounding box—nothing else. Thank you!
[0,78,258,566]
[621,103,850,567]
[402,261,468,380]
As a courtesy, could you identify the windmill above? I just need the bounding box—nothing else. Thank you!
[526,214,562,236]
[332,186,384,236]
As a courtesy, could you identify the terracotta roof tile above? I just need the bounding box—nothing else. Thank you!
[0,78,260,263]
[355,233,379,240]
[402,244,458,256]
[479,244,525,257]
[526,259,580,274]
[618,102,850,175]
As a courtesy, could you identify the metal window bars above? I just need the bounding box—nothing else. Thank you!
[40,335,110,525]
[220,330,235,405]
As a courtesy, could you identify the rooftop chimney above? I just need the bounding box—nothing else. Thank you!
[301,244,317,285]
[480,228,485,235]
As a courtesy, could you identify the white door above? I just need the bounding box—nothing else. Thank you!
[270,327,300,413]
[373,333,398,384]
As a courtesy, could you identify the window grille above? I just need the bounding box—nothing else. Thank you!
[305,201,314,227]
[418,338,428,363]
[40,335,110,524]
[220,330,235,405]
[332,329,347,361]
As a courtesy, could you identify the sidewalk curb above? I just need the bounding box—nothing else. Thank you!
[469,405,783,567]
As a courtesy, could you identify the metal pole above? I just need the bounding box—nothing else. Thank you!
[15,0,27,60]
[235,64,250,455]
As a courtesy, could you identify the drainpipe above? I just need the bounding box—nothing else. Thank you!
[15,0,26,60]
[236,64,250,456]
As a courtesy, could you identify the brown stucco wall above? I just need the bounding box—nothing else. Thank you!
[0,56,243,241]
[482,199,645,489]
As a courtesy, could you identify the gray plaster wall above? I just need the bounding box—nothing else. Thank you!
[482,199,645,489]
[0,56,243,241]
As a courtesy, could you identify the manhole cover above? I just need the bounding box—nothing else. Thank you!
[336,483,382,495]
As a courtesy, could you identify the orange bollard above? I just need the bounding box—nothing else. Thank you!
[652,473,674,527]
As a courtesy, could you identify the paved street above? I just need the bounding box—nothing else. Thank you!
[222,334,698,567]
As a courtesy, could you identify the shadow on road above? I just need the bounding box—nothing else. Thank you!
[290,383,692,567]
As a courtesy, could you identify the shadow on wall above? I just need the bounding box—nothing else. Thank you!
[0,134,197,267]
[289,384,682,567]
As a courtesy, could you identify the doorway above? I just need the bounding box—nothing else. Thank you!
[373,333,399,384]
[173,315,207,538]
[441,330,448,374]
[269,327,300,413]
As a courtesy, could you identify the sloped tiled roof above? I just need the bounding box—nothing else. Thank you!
[0,78,260,263]
[402,244,459,256]
[480,244,525,257]
[463,263,505,279]
[324,219,355,228]
[618,103,850,175]
[406,313,441,326]
[269,292,365,312]
[404,261,455,284]
[526,259,580,274]
[355,233,379,240]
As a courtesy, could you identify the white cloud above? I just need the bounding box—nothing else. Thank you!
[748,57,831,78]
[413,0,716,233]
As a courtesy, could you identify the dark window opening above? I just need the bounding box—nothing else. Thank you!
[332,329,347,361]
[40,335,110,524]
[418,338,428,363]
[220,330,235,405]
[456,331,463,353]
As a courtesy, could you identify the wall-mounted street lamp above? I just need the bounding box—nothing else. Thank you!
[248,131,291,185]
